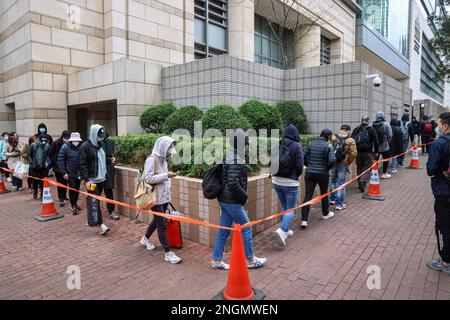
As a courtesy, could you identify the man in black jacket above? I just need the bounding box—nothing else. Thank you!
[301,129,336,229]
[211,129,267,270]
[351,116,379,193]
[78,124,110,236]
[49,130,71,207]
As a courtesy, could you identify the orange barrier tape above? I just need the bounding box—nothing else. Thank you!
[0,140,433,232]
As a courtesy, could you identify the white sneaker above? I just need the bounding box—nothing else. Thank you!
[165,251,182,264]
[100,224,110,235]
[211,261,230,270]
[247,256,267,269]
[322,212,335,220]
[140,236,156,250]
[301,221,308,229]
[381,173,392,179]
[287,230,294,237]
[391,169,398,173]
[275,228,288,246]
[6,177,12,182]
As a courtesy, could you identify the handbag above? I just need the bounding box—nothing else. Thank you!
[134,155,158,211]
[13,161,29,180]
[166,202,183,248]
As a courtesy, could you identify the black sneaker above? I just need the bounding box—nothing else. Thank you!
[76,205,82,211]
[33,189,38,200]
[71,206,79,215]
[59,200,65,207]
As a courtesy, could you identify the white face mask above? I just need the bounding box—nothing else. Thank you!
[166,145,176,159]
[72,141,80,147]
[3,136,8,141]
[63,138,69,143]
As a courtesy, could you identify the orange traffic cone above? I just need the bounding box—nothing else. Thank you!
[406,145,422,170]
[0,174,11,194]
[213,225,265,300]
[362,161,385,201]
[35,178,64,222]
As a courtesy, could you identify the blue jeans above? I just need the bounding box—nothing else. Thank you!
[330,164,348,206]
[391,158,398,170]
[212,202,253,261]
[273,184,298,232]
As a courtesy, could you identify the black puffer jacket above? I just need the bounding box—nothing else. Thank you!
[218,152,248,206]
[57,143,80,179]
[78,140,105,182]
[275,124,304,180]
[304,137,336,175]
[389,121,403,157]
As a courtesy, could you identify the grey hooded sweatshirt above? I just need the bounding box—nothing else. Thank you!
[144,136,175,205]
[374,111,393,153]
[89,124,107,184]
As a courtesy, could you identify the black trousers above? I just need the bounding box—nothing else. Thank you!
[0,161,10,178]
[29,168,48,193]
[87,182,105,225]
[301,172,330,221]
[434,196,450,263]
[104,188,115,214]
[68,177,81,207]
[145,203,170,252]
[376,151,390,173]
[55,172,67,201]
[356,152,375,184]
[422,135,432,153]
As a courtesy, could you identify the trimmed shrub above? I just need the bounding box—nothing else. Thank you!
[111,134,162,166]
[276,100,309,134]
[140,102,176,133]
[164,106,203,135]
[239,99,283,135]
[202,104,251,134]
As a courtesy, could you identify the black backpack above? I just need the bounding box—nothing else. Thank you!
[202,164,223,199]
[333,136,347,163]
[270,140,294,177]
[354,126,371,151]
[373,121,386,145]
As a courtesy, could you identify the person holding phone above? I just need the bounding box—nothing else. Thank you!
[78,124,110,236]
[139,136,182,264]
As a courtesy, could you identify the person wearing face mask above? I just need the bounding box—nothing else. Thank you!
[78,124,111,235]
[0,132,11,181]
[35,123,53,145]
[139,136,182,264]
[58,132,83,215]
[4,132,23,191]
[103,133,119,220]
[50,130,71,207]
[426,112,450,275]
[28,134,51,200]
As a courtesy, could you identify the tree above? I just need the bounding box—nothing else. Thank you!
[428,0,450,82]
[254,0,337,69]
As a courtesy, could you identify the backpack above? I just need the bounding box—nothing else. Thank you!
[202,164,223,199]
[423,121,433,134]
[332,135,347,163]
[354,126,371,151]
[373,121,386,145]
[34,142,48,170]
[270,140,294,177]
[400,121,410,141]
[134,155,158,210]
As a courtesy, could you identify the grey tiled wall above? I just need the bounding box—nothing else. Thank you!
[162,55,412,134]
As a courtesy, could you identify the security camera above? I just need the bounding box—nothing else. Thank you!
[366,74,382,88]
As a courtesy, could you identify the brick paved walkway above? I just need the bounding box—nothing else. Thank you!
[1,155,449,300]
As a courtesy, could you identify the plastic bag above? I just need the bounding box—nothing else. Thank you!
[13,161,29,180]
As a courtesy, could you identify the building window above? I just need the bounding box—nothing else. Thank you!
[357,0,410,58]
[320,36,331,65]
[194,0,228,59]
[254,14,293,69]
[420,34,444,103]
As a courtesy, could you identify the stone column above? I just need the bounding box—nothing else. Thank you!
[228,0,254,62]
[294,24,321,69]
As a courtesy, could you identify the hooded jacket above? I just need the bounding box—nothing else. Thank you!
[273,124,304,183]
[35,123,53,145]
[373,112,393,153]
[218,129,249,206]
[78,125,107,183]
[389,121,404,157]
[144,136,175,206]
[28,137,51,170]
[427,133,450,196]
[304,137,336,175]
[331,130,357,166]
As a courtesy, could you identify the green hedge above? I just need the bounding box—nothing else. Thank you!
[112,133,318,178]
[164,106,203,135]
[239,99,283,135]
[202,104,251,134]
[140,102,176,133]
[276,100,309,134]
